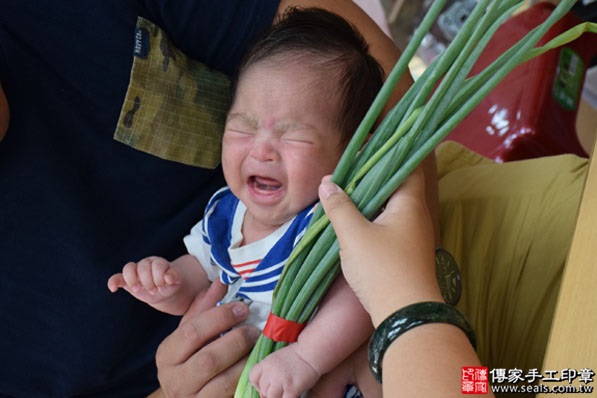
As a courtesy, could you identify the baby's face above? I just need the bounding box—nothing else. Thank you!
[222,62,344,235]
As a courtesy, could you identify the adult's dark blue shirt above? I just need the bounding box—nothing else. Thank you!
[0,1,279,396]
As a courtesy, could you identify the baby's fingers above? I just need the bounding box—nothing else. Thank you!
[150,260,180,293]
[136,258,160,294]
[249,364,264,394]
[163,267,181,286]
[121,261,142,293]
[107,273,125,293]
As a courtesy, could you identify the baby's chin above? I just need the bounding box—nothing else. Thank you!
[245,205,302,229]
[250,211,295,228]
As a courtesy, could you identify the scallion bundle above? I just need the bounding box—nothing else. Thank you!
[235,1,595,396]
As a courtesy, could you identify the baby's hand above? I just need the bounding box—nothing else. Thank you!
[250,345,320,398]
[107,256,182,306]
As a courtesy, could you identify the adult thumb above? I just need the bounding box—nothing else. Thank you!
[318,176,368,243]
[181,279,227,324]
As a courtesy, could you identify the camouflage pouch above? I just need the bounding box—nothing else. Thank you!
[114,17,230,168]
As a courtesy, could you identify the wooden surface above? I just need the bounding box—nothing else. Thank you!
[538,140,597,395]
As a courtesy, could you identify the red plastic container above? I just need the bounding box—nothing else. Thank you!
[445,2,595,162]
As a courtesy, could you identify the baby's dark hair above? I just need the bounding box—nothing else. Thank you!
[230,7,385,146]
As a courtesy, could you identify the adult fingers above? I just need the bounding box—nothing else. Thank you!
[318,168,427,237]
[158,331,258,398]
[373,167,435,258]
[194,354,251,398]
[184,326,259,397]
[156,303,258,396]
[373,166,428,225]
[181,279,228,324]
[317,176,369,247]
[157,302,249,368]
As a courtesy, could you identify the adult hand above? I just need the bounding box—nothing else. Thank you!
[153,281,260,398]
[317,167,443,326]
[318,169,487,398]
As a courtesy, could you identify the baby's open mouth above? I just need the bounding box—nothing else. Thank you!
[250,176,282,191]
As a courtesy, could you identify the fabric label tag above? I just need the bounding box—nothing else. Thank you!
[133,26,150,59]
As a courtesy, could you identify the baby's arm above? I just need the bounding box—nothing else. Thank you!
[107,254,211,315]
[250,274,373,397]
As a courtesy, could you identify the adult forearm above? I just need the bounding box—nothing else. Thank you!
[382,322,492,397]
[421,153,440,244]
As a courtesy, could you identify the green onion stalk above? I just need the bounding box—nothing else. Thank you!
[235,1,595,396]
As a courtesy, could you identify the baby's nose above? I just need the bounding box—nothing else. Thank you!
[249,137,280,162]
